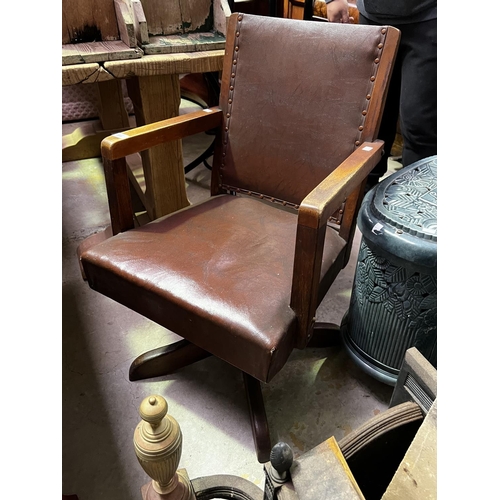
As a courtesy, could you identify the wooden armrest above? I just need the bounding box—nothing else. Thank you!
[100,107,223,235]
[291,141,384,347]
[101,106,223,160]
[299,141,384,229]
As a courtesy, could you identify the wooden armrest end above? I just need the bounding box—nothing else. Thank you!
[298,141,384,230]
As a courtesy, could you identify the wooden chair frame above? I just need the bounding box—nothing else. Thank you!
[82,13,400,462]
[98,112,384,463]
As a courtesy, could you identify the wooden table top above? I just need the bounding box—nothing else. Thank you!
[62,49,225,86]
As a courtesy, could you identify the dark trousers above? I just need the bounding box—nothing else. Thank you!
[360,14,437,185]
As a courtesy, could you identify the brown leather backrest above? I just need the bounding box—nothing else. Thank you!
[213,13,395,207]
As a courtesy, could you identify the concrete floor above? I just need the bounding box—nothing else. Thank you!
[62,104,399,499]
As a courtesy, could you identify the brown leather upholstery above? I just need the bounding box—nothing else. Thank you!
[79,12,400,462]
[83,195,346,382]
[215,15,390,207]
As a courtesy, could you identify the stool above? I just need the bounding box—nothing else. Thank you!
[341,156,437,385]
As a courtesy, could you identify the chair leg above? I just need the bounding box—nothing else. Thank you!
[129,339,211,381]
[306,321,342,348]
[242,372,272,464]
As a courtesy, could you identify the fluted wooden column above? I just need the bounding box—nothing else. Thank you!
[134,395,195,500]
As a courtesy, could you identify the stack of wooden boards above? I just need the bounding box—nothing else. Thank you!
[62,0,231,68]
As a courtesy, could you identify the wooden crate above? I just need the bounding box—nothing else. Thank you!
[139,0,231,55]
[62,0,144,66]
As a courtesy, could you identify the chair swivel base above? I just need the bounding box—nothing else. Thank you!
[307,322,342,348]
[243,372,272,464]
[129,339,211,381]
[128,321,342,464]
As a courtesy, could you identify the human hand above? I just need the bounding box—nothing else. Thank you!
[326,0,352,23]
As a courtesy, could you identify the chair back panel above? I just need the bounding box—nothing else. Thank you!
[214,14,394,207]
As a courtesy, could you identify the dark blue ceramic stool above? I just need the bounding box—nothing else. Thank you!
[341,156,437,385]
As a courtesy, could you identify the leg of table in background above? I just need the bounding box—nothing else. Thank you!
[126,74,190,220]
[97,79,130,130]
[62,80,130,162]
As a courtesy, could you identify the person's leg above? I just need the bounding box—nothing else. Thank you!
[399,18,437,166]
[359,13,402,188]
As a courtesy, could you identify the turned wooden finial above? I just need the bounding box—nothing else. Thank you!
[134,395,195,500]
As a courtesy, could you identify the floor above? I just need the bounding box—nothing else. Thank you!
[62,102,400,499]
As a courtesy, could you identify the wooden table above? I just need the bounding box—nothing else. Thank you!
[63,49,224,220]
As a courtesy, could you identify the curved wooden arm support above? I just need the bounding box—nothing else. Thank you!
[100,107,223,235]
[290,141,384,348]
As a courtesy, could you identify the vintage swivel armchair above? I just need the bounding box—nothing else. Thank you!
[80,13,400,463]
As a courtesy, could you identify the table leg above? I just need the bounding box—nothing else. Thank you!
[97,80,130,130]
[126,74,190,220]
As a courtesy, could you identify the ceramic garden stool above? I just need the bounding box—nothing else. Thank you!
[341,156,437,385]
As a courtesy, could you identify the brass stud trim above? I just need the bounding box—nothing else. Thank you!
[221,16,243,186]
[353,28,387,154]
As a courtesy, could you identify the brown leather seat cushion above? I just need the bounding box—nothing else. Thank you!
[81,195,347,382]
